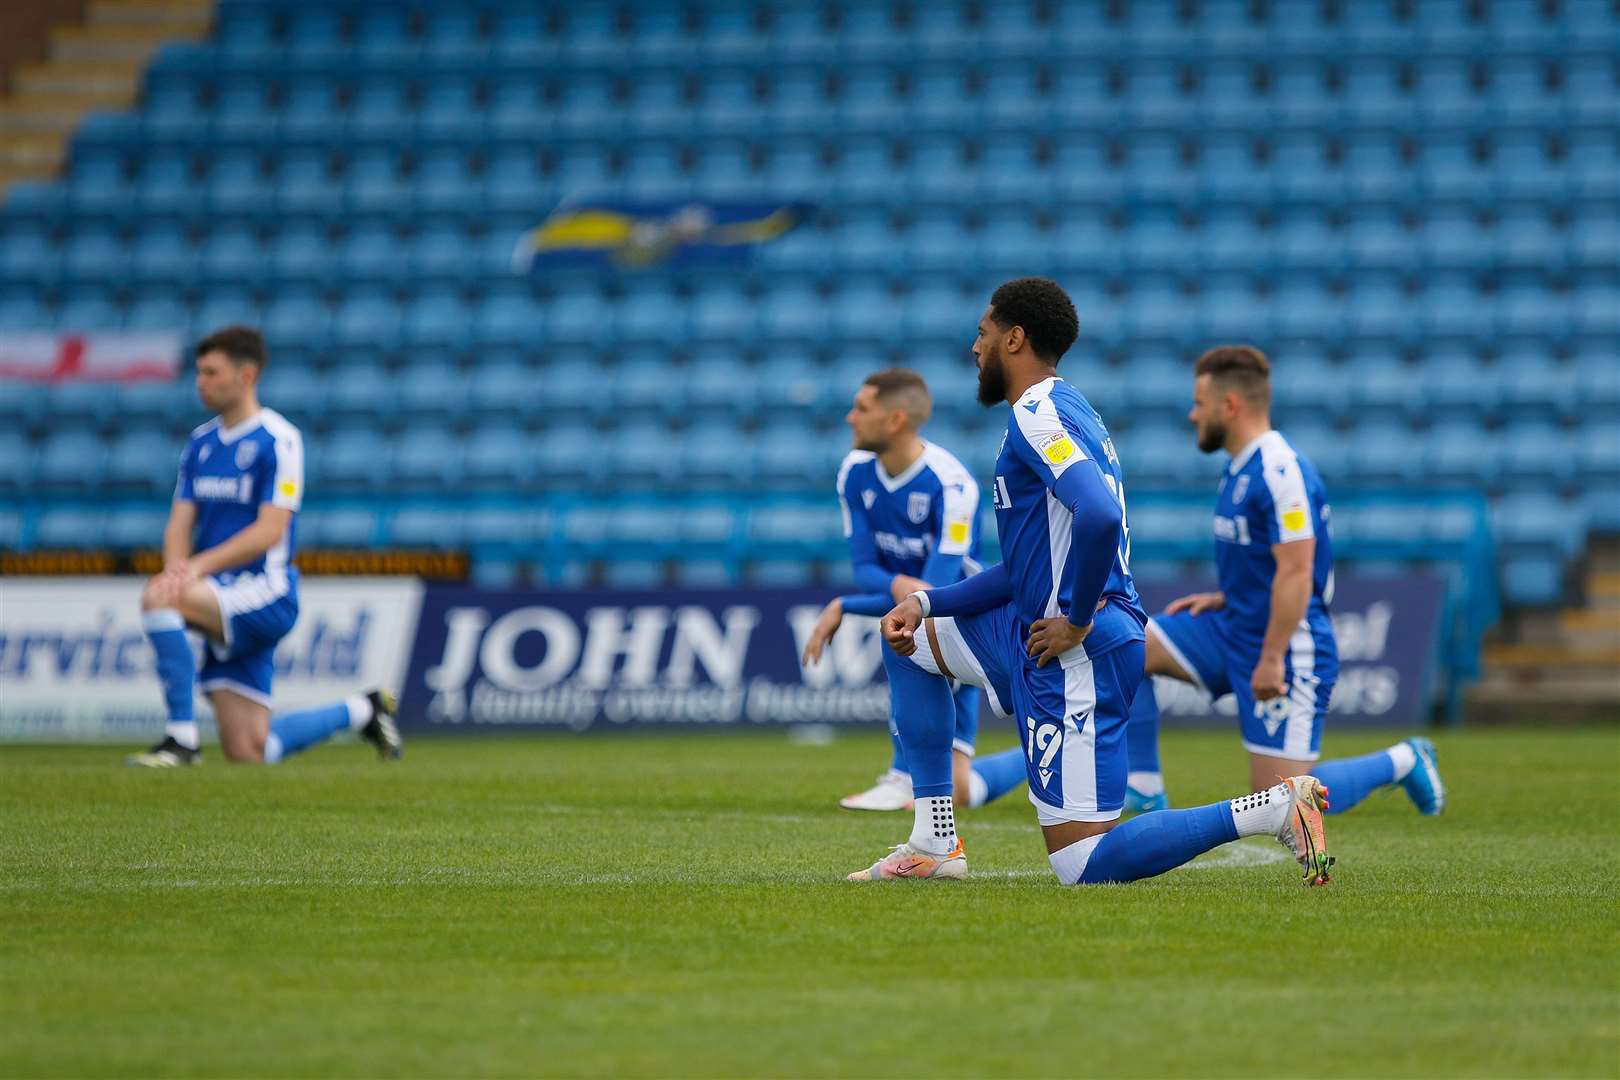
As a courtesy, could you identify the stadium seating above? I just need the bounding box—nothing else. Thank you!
[2,0,1616,617]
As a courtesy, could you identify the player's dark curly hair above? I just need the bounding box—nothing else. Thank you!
[196,325,267,370]
[988,277,1079,364]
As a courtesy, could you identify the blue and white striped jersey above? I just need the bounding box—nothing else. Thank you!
[175,407,303,593]
[992,377,1145,656]
[1211,429,1336,668]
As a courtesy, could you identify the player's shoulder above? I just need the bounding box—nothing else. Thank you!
[258,407,303,444]
[188,417,221,443]
[919,441,978,493]
[836,449,876,491]
[1255,430,1315,478]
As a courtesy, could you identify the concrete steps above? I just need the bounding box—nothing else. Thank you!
[0,0,211,196]
[1474,536,1620,716]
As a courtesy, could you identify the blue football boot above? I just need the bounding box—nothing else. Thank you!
[1399,736,1446,815]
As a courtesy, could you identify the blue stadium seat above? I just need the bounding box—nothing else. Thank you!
[104,506,169,548]
[392,429,465,490]
[262,366,328,426]
[401,293,467,349]
[747,503,843,559]
[1501,556,1565,607]
[387,506,466,549]
[314,429,394,492]
[299,507,379,548]
[326,360,395,425]
[36,432,109,490]
[331,294,402,351]
[1429,421,1502,487]
[463,426,537,489]
[397,360,469,424]
[0,431,36,494]
[346,77,413,146]
[535,421,605,487]
[467,361,543,426]
[34,508,106,548]
[1499,422,1579,491]
[198,224,264,288]
[105,431,178,493]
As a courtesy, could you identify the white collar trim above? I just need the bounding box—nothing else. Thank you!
[877,442,931,492]
[1228,431,1273,474]
[215,410,265,444]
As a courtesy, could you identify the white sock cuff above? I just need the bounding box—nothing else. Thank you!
[1386,741,1417,782]
[164,720,200,750]
[1049,833,1105,885]
[967,769,989,809]
[910,795,957,855]
[345,694,374,731]
[1127,771,1165,796]
[1230,782,1293,838]
[143,609,185,633]
[263,733,284,764]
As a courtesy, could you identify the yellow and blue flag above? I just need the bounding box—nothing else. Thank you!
[513,199,812,273]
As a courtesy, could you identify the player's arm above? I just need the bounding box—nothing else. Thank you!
[1253,539,1314,700]
[838,462,894,595]
[162,500,196,572]
[1252,457,1318,699]
[188,504,293,577]
[883,562,1011,656]
[1007,412,1125,664]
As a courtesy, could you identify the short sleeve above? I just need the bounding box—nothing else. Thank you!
[265,431,304,511]
[1259,457,1314,544]
[173,441,195,502]
[935,474,979,556]
[1008,395,1089,488]
[835,453,864,539]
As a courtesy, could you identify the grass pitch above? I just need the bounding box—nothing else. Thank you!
[2,726,1616,1078]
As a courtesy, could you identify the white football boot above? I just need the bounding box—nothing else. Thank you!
[839,769,914,811]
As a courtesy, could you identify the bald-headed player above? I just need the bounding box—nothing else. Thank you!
[1123,345,1444,818]
[801,369,1026,812]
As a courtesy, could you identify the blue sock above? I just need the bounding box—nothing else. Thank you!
[143,609,195,728]
[264,701,351,764]
[1078,802,1239,884]
[1311,749,1397,816]
[880,642,954,798]
[1125,678,1162,776]
[887,724,908,775]
[970,747,1027,806]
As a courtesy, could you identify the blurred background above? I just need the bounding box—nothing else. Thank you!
[0,0,1616,731]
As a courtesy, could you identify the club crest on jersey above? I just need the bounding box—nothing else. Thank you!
[861,489,875,510]
[198,444,212,463]
[1231,475,1250,502]
[235,441,259,469]
[1037,432,1076,466]
[907,492,931,524]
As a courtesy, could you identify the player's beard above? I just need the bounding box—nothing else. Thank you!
[976,343,1007,406]
[1196,418,1226,453]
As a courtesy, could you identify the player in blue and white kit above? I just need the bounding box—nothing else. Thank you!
[852,280,1334,886]
[126,327,401,767]
[1123,345,1445,816]
[799,369,1026,812]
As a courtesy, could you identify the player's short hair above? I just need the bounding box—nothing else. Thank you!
[863,368,932,429]
[988,277,1079,364]
[196,326,267,370]
[1195,344,1271,408]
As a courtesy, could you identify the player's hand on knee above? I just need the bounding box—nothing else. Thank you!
[1250,653,1287,700]
[881,597,923,656]
[1164,590,1225,616]
[801,599,843,667]
[1026,616,1091,667]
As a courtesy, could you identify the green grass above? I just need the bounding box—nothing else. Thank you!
[2,727,1617,1078]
